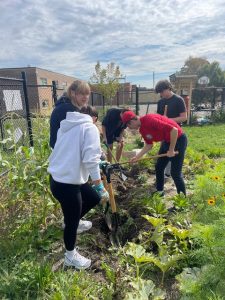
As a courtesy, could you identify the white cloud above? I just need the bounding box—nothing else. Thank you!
[0,0,225,87]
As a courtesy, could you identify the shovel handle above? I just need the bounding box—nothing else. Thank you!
[102,174,108,190]
[119,151,179,165]
[107,183,117,213]
[103,142,119,164]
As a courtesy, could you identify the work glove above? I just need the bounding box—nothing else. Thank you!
[93,182,109,201]
[99,160,109,170]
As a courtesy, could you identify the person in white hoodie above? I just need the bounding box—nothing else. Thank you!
[48,106,109,269]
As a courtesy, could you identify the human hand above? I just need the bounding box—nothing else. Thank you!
[93,182,109,201]
[167,150,176,157]
[129,156,139,163]
[99,160,109,170]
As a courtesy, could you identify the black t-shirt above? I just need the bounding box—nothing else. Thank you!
[102,108,126,135]
[157,94,186,119]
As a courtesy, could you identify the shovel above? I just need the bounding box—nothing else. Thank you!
[101,163,121,247]
[118,151,179,166]
[103,142,127,182]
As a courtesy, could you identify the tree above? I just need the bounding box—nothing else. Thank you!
[89,61,122,104]
[178,57,225,109]
[198,61,225,87]
[179,56,209,75]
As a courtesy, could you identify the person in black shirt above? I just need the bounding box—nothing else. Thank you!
[156,80,187,125]
[102,108,128,163]
[50,80,90,148]
[155,80,187,178]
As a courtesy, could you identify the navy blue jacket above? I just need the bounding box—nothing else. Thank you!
[50,95,80,148]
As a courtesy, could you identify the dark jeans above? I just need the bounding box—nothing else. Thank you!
[155,133,187,195]
[50,177,100,250]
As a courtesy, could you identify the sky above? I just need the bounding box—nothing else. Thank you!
[0,0,225,88]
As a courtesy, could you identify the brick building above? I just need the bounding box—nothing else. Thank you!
[0,67,78,114]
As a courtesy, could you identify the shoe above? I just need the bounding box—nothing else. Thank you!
[62,220,92,234]
[77,220,92,234]
[64,249,91,269]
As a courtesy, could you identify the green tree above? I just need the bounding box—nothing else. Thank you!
[179,56,209,75]
[89,61,122,105]
[198,61,225,87]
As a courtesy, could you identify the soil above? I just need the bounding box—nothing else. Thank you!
[50,162,180,299]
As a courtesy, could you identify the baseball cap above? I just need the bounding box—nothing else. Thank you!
[121,110,136,124]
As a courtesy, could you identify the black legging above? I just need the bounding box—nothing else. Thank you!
[50,176,101,250]
[155,133,187,195]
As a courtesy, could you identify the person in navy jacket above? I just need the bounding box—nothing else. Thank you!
[50,80,90,149]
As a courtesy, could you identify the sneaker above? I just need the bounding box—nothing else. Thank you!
[77,220,92,234]
[62,220,92,234]
[64,250,91,269]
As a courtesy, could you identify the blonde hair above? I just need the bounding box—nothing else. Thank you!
[67,80,90,99]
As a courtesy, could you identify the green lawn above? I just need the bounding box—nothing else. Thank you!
[183,124,225,157]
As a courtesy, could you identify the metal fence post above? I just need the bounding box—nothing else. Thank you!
[21,71,34,147]
[103,95,105,114]
[135,86,139,115]
[116,91,119,107]
[222,88,225,110]
[52,80,58,104]
[91,92,94,106]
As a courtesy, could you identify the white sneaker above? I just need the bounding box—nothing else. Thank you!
[64,250,91,269]
[77,220,92,234]
[62,220,92,234]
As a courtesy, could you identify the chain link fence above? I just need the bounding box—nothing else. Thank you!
[0,74,33,150]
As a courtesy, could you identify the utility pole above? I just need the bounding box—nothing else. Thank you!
[113,76,126,105]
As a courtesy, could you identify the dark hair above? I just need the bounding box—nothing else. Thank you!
[155,80,173,93]
[80,105,98,119]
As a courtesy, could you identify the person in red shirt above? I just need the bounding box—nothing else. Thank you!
[121,110,187,196]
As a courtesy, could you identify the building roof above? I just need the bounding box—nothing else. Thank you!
[0,66,78,80]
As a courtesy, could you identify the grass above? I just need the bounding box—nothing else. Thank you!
[183,124,225,157]
[1,119,225,299]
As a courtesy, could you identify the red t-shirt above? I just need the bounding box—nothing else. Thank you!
[139,114,183,145]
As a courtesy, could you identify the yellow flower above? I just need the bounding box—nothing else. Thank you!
[212,176,220,180]
[222,193,225,198]
[207,198,216,206]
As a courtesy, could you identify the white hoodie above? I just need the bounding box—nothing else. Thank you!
[48,111,101,184]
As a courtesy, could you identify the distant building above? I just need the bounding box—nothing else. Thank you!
[169,73,198,124]
[0,67,78,114]
[131,85,159,104]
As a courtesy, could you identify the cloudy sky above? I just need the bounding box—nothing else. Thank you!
[0,0,225,88]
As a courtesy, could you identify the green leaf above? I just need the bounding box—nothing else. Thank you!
[142,215,166,227]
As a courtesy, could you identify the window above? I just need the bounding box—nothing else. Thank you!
[40,77,48,86]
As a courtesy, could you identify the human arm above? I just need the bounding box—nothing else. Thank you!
[82,125,109,200]
[101,125,107,144]
[130,143,153,162]
[167,127,178,157]
[170,111,187,124]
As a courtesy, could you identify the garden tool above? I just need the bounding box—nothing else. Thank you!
[118,151,179,166]
[100,162,121,247]
[103,142,127,182]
